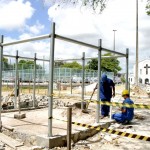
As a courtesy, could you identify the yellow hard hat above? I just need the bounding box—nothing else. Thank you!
[122,89,129,96]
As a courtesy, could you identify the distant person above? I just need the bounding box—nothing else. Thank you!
[94,73,115,119]
[112,89,134,124]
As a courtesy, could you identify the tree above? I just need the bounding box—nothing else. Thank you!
[49,0,108,13]
[86,53,121,74]
[87,58,98,70]
[146,0,150,15]
[48,0,150,15]
[3,57,13,70]
[17,60,42,70]
[101,53,121,74]
[54,61,64,67]
[61,61,82,69]
[3,57,9,69]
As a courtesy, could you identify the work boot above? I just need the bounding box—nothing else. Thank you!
[100,115,105,119]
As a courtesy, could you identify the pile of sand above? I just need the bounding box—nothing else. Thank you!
[130,85,147,96]
[76,83,97,92]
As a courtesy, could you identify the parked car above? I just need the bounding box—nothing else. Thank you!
[2,77,15,83]
[84,78,90,83]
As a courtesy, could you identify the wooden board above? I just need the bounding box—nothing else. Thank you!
[0,133,23,149]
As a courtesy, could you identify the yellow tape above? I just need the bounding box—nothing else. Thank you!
[86,99,150,109]
[47,93,55,97]
[53,117,150,142]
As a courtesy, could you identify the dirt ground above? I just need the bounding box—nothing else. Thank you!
[1,83,150,150]
[49,83,150,150]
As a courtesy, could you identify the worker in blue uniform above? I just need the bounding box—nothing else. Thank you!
[94,73,115,119]
[112,89,134,124]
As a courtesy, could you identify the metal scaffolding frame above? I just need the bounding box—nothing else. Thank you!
[0,22,129,137]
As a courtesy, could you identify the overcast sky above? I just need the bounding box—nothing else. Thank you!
[0,0,150,73]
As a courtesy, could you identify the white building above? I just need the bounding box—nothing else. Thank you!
[129,59,150,85]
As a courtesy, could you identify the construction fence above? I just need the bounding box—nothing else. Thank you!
[2,67,114,83]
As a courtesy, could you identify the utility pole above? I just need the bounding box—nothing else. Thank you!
[113,30,117,51]
[135,0,139,85]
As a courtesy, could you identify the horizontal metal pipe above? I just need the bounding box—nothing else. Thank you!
[54,58,82,61]
[2,33,126,57]
[56,34,126,57]
[1,34,51,47]
[4,54,124,63]
[102,48,126,56]
[4,54,16,58]
[37,58,49,62]
[55,34,98,49]
[17,56,34,60]
[54,55,124,62]
[3,54,49,62]
[102,55,125,58]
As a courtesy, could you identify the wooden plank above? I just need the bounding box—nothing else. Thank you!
[0,133,23,149]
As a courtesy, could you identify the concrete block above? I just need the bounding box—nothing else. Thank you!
[36,135,67,149]
[14,113,26,119]
[73,102,87,109]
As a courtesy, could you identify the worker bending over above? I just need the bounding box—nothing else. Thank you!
[94,73,115,119]
[112,89,134,124]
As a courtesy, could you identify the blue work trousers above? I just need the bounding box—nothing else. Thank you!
[112,113,126,123]
[101,99,110,116]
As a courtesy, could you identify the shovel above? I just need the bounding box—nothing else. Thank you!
[82,88,96,113]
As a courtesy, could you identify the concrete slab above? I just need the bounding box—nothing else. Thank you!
[14,113,26,119]
[0,133,24,149]
[1,107,113,149]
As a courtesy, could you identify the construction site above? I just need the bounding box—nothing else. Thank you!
[0,83,150,150]
[0,23,150,150]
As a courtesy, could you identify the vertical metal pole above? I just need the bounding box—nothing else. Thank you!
[58,81,61,97]
[125,48,129,90]
[96,39,102,123]
[70,78,72,94]
[81,52,85,110]
[18,77,21,114]
[113,30,117,51]
[135,0,139,85]
[70,69,72,94]
[65,68,66,82]
[128,80,130,96]
[59,68,60,81]
[0,35,4,131]
[33,53,36,108]
[15,50,19,109]
[43,56,45,82]
[48,22,55,137]
[67,107,72,150]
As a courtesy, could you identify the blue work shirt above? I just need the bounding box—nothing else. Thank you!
[122,98,134,121]
[100,78,115,100]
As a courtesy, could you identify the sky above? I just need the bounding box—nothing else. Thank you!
[0,0,150,73]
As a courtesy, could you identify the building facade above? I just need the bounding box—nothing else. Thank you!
[129,59,150,85]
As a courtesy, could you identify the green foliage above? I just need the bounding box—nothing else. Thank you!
[3,57,13,70]
[86,53,121,74]
[146,0,150,15]
[101,53,121,74]
[61,61,82,69]
[50,0,150,15]
[54,61,64,67]
[87,58,98,70]
[3,57,9,69]
[121,76,126,83]
[17,60,42,70]
[50,0,108,13]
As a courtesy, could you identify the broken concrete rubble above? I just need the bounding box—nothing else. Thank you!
[1,84,150,149]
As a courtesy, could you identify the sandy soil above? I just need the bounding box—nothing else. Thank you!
[1,84,150,150]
